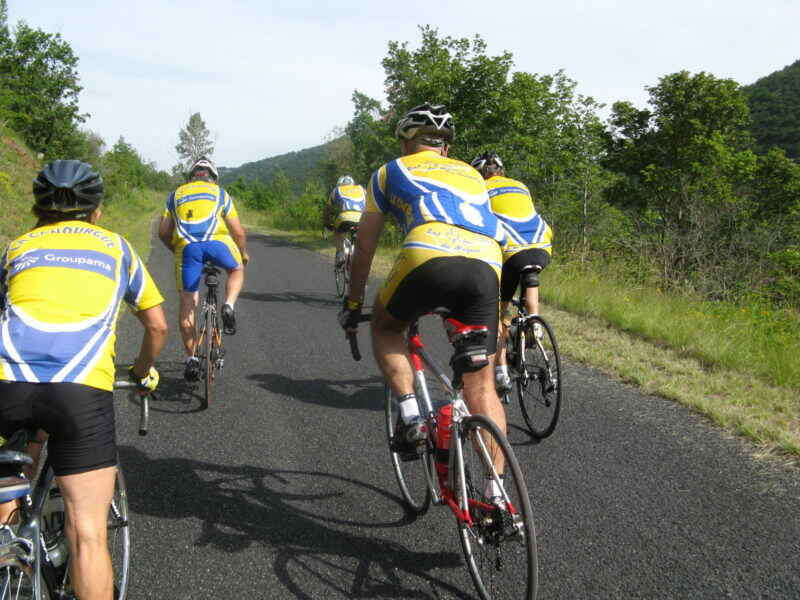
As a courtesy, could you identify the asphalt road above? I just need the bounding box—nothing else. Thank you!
[114,229,800,599]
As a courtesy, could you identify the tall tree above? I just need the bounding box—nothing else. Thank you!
[605,71,757,293]
[0,17,85,156]
[175,112,214,171]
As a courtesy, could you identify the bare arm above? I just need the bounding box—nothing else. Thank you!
[224,214,250,265]
[347,211,385,305]
[158,215,175,252]
[132,304,168,378]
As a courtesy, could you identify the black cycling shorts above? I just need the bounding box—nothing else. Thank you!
[335,220,359,233]
[384,256,500,354]
[0,382,116,476]
[500,248,551,302]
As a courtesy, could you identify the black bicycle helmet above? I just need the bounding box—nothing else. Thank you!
[33,160,104,214]
[395,102,454,144]
[470,152,504,176]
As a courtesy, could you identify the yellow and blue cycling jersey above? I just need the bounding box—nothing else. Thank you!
[331,184,366,214]
[486,175,553,257]
[366,150,506,248]
[0,221,163,391]
[163,180,238,249]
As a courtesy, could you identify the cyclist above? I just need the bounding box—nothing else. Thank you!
[339,103,509,503]
[158,157,250,382]
[0,160,167,600]
[324,175,366,267]
[470,152,553,394]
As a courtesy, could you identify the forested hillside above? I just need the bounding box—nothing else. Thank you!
[744,59,800,159]
[220,140,338,195]
[0,0,170,251]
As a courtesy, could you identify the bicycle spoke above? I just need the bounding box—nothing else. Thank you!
[456,415,537,600]
[517,317,562,440]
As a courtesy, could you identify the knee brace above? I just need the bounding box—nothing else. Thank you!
[521,269,540,289]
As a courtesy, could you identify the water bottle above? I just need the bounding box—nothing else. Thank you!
[435,404,453,484]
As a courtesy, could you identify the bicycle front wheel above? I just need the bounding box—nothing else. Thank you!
[517,317,562,440]
[384,386,432,515]
[455,414,537,600]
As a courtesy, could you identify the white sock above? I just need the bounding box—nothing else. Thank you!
[397,393,420,422]
[224,301,235,310]
[495,365,509,378]
[484,476,504,500]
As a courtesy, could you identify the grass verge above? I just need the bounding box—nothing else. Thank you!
[241,207,800,460]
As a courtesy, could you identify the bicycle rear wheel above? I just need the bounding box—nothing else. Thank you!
[334,264,346,297]
[384,386,432,515]
[0,565,39,600]
[108,467,130,599]
[455,414,537,600]
[203,309,215,410]
[517,317,562,440]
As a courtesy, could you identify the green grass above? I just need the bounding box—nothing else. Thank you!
[543,262,800,390]
[241,209,800,460]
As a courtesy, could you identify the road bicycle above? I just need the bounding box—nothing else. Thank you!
[502,266,562,439]
[0,379,154,599]
[349,314,538,600]
[193,262,225,409]
[334,224,358,298]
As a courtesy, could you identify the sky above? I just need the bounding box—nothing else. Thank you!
[8,0,800,171]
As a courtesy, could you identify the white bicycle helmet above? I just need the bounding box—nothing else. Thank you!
[189,157,219,182]
[337,175,355,186]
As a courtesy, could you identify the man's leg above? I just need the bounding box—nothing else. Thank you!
[179,290,199,356]
[58,465,116,600]
[371,299,414,398]
[224,266,244,308]
[333,230,345,265]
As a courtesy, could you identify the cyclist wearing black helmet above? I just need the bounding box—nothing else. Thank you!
[470,152,553,393]
[0,160,167,599]
[339,103,509,501]
[158,156,249,382]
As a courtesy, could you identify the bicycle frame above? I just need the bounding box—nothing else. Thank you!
[0,461,54,599]
[406,320,519,524]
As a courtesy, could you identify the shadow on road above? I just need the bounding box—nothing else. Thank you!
[247,373,385,411]
[239,290,340,308]
[114,361,206,414]
[119,446,472,599]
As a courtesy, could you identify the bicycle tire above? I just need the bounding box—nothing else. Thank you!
[384,385,432,515]
[108,467,131,600]
[517,317,562,439]
[334,264,346,298]
[455,414,538,600]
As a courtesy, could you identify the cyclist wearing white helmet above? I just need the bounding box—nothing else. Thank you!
[338,103,509,500]
[470,152,553,394]
[324,174,366,266]
[158,157,250,382]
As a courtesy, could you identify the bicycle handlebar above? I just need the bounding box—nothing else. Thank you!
[113,380,159,436]
[346,314,372,361]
